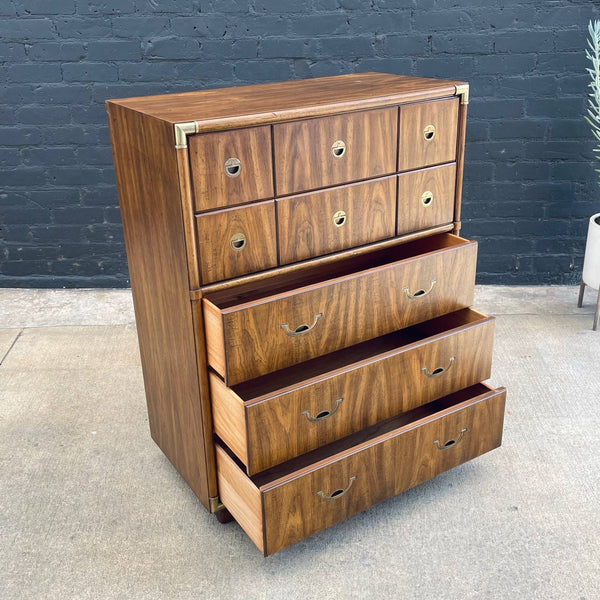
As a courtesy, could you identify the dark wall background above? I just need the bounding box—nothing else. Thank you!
[1,0,599,287]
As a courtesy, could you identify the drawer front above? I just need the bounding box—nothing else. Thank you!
[397,163,457,235]
[189,126,274,211]
[277,177,397,265]
[216,384,506,555]
[195,201,277,284]
[205,238,477,385]
[273,108,397,197]
[398,98,459,172]
[242,313,494,473]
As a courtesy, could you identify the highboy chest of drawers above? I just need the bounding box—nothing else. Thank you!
[107,72,506,556]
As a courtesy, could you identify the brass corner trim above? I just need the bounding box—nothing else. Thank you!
[209,496,224,513]
[455,83,469,105]
[174,121,199,149]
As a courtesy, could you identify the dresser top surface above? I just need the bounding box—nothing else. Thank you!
[106,72,464,127]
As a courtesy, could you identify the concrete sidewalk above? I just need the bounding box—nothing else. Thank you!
[1,287,599,599]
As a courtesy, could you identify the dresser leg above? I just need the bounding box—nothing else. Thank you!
[593,288,600,331]
[578,280,586,308]
[215,507,234,524]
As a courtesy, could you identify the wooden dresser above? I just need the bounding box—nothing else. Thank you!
[107,72,506,556]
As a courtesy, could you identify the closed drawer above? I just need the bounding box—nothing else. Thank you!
[216,383,506,555]
[277,176,396,265]
[203,233,477,386]
[273,108,397,196]
[398,98,459,172]
[195,201,277,284]
[211,308,495,474]
[189,126,274,211]
[397,163,457,236]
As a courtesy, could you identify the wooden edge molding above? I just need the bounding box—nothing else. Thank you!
[455,83,469,105]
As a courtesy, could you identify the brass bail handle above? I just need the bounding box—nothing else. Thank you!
[403,279,437,300]
[224,157,241,177]
[434,428,468,450]
[331,139,346,158]
[280,312,323,336]
[302,398,343,422]
[316,476,357,501]
[422,356,455,378]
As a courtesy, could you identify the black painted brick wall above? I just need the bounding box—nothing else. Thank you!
[1,0,599,287]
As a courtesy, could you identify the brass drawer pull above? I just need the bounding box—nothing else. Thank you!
[423,124,436,141]
[333,210,347,227]
[316,476,357,501]
[403,279,437,299]
[280,312,323,336]
[421,190,434,207]
[230,232,246,251]
[224,157,241,177]
[302,398,343,422]
[434,428,467,450]
[331,139,346,158]
[422,356,455,378]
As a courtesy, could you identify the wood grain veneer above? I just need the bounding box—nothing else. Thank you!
[277,176,397,265]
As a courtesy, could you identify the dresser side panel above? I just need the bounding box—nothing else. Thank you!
[106,102,212,509]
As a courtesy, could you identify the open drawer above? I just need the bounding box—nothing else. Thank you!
[216,383,506,555]
[211,308,495,474]
[203,233,478,386]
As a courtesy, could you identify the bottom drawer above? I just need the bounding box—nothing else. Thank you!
[216,383,506,555]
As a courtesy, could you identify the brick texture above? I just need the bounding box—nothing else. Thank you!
[1,0,599,287]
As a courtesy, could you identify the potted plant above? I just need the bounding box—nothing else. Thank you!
[579,18,600,330]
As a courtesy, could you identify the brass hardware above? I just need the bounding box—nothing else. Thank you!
[422,356,455,378]
[333,210,347,227]
[331,139,346,158]
[421,190,434,207]
[225,157,241,178]
[423,124,436,141]
[455,82,470,105]
[317,476,357,501]
[403,279,437,300]
[174,121,199,149]
[281,312,323,336]
[209,496,225,513]
[302,398,343,422]
[434,428,467,450]
[230,232,246,251]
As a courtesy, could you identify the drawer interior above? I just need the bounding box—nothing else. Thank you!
[231,307,491,402]
[205,233,471,309]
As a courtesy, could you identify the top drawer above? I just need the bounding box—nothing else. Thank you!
[273,108,397,196]
[189,126,274,211]
[398,97,459,172]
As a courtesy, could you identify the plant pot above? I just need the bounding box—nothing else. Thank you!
[582,213,600,290]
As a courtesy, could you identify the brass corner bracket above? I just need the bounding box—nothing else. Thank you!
[209,496,224,513]
[455,83,469,105]
[174,121,199,149]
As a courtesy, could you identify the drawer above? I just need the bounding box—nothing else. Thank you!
[277,176,397,265]
[397,163,457,236]
[273,108,397,196]
[203,233,477,386]
[216,383,506,555]
[189,126,274,211]
[195,201,277,284]
[398,98,459,172]
[211,308,495,474]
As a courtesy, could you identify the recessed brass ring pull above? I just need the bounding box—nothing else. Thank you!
[331,139,346,158]
[434,428,467,451]
[333,210,347,227]
[316,476,357,501]
[302,398,343,422]
[423,124,436,141]
[403,279,437,300]
[421,190,434,207]
[422,356,455,378]
[230,232,246,251]
[280,312,323,336]
[224,157,241,177]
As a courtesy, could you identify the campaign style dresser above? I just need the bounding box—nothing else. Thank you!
[107,72,506,556]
